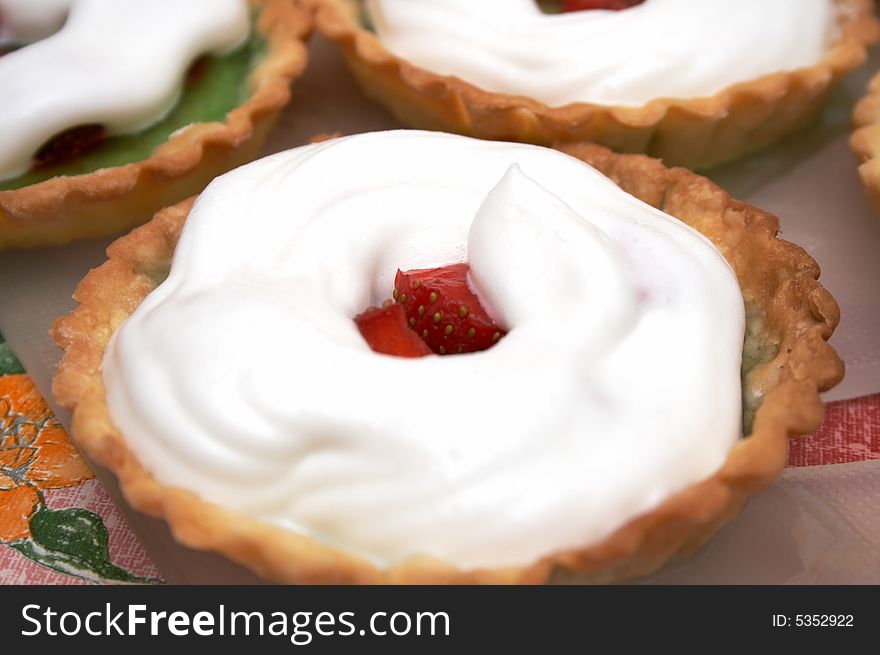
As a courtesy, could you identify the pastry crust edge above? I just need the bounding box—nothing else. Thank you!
[0,0,312,250]
[850,65,880,212]
[51,142,844,584]
[308,0,879,170]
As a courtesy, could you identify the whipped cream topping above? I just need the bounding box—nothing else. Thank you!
[0,0,249,181]
[366,0,836,107]
[103,131,745,569]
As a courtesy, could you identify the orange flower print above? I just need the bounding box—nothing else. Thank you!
[0,374,93,542]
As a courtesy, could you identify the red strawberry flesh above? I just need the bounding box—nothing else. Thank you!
[354,264,506,357]
[354,304,433,358]
[394,263,505,355]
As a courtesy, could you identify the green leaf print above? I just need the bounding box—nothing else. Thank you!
[11,508,161,584]
[0,334,25,376]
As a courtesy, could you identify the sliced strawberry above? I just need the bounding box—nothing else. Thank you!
[563,0,644,11]
[394,263,505,355]
[355,304,433,358]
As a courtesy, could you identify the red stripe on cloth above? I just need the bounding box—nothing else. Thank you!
[787,393,880,467]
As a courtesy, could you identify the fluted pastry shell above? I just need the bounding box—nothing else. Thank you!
[0,0,311,250]
[52,142,843,584]
[308,0,878,170]
[850,65,880,212]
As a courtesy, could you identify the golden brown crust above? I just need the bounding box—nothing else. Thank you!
[52,142,843,584]
[308,0,878,170]
[850,66,880,212]
[0,0,312,250]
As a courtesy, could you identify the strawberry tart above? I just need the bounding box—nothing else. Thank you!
[52,131,843,583]
[309,0,878,168]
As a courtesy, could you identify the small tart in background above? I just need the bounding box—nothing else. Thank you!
[52,137,843,584]
[0,0,311,250]
[308,0,878,170]
[851,66,880,212]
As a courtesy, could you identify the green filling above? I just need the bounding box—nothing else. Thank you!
[357,0,376,32]
[0,32,265,191]
[740,304,777,436]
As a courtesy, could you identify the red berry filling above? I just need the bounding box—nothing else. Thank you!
[355,263,507,357]
[562,0,645,11]
[33,124,107,169]
[186,56,209,85]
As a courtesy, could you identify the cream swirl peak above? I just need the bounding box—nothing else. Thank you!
[366,0,836,107]
[0,0,249,181]
[102,131,745,569]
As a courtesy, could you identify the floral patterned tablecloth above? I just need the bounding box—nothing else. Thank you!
[0,330,877,585]
[0,332,161,584]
